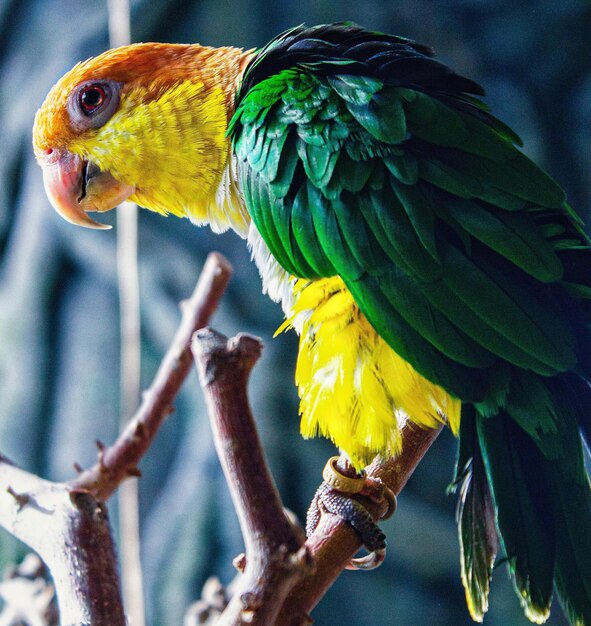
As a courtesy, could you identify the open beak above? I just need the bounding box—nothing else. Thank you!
[39,149,135,230]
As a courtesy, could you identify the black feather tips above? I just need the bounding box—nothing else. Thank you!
[239,22,485,101]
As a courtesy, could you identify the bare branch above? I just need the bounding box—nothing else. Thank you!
[0,253,233,625]
[0,554,56,626]
[192,329,313,626]
[190,325,442,625]
[276,424,442,625]
[0,249,440,625]
[0,458,125,625]
[70,252,233,501]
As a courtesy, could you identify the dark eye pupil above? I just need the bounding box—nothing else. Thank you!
[80,86,106,113]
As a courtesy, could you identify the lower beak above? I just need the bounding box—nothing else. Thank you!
[39,149,135,230]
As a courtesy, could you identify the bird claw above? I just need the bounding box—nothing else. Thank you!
[356,474,397,521]
[307,456,397,570]
[346,547,386,571]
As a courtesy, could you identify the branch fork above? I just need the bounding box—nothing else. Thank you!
[0,252,441,625]
[192,327,441,626]
[0,253,233,625]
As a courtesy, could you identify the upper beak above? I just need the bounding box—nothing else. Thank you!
[39,149,135,230]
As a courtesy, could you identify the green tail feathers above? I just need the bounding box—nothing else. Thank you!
[477,409,556,622]
[454,406,498,622]
[455,373,591,624]
[546,375,591,626]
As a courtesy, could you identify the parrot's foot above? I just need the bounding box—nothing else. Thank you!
[306,456,397,570]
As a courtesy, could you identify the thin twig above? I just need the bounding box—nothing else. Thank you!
[192,330,313,626]
[107,0,142,618]
[70,252,233,501]
[107,0,131,48]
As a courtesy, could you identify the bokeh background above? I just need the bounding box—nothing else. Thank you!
[1,1,590,624]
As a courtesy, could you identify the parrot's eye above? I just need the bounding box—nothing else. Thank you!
[79,85,107,114]
[68,80,121,131]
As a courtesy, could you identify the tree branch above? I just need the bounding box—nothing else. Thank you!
[0,248,441,625]
[0,457,125,625]
[0,253,234,625]
[70,252,233,501]
[192,330,313,626]
[275,424,442,625]
[191,327,442,626]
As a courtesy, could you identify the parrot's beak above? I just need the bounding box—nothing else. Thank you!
[39,149,135,230]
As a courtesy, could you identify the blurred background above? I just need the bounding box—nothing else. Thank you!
[0,0,589,624]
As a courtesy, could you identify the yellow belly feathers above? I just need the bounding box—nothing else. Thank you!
[278,276,461,468]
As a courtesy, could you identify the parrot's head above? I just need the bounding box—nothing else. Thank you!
[33,42,251,233]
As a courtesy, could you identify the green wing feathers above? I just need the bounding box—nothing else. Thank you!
[230,23,591,624]
[233,64,589,400]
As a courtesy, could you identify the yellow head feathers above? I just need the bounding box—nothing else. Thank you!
[33,42,252,233]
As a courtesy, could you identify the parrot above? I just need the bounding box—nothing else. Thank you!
[32,22,591,625]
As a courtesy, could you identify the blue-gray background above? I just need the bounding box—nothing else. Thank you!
[1,1,589,624]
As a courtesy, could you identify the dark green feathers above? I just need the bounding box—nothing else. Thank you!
[231,39,589,402]
[230,23,591,625]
